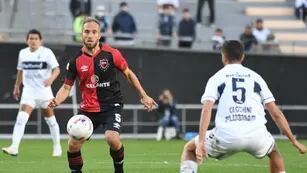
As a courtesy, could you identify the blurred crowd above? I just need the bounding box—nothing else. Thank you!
[69,0,302,52]
[70,0,197,48]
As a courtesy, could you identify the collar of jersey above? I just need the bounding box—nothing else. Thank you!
[225,63,242,67]
[81,44,102,58]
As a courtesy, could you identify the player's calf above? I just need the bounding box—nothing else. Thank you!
[67,138,85,173]
[110,145,124,173]
[67,150,83,173]
[105,131,124,173]
[267,145,286,173]
[180,140,198,173]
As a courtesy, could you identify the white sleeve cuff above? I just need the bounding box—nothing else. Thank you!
[201,96,216,103]
[263,97,275,104]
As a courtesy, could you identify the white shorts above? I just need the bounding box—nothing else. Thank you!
[20,96,50,109]
[195,128,275,159]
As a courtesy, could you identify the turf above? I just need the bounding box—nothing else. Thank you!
[0,139,306,173]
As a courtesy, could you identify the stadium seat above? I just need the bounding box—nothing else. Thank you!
[245,7,294,16]
[275,33,307,41]
[279,45,307,54]
[264,20,306,29]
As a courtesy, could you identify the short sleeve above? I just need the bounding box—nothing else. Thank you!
[200,77,218,103]
[112,48,128,71]
[46,49,59,69]
[64,58,77,86]
[257,77,275,104]
[16,51,22,70]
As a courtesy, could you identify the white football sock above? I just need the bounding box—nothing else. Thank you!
[44,116,61,147]
[180,160,198,173]
[11,111,29,149]
[156,126,163,141]
[278,171,286,173]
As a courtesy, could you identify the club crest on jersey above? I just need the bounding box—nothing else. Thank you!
[90,75,99,84]
[99,59,109,71]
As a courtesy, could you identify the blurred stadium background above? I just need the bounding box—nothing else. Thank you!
[0,0,307,139]
[0,0,307,172]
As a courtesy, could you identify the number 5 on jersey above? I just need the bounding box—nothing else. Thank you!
[232,78,246,104]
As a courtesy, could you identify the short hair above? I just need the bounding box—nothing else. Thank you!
[26,29,42,40]
[215,28,223,33]
[83,17,100,27]
[222,40,244,62]
[245,25,252,30]
[256,18,263,23]
[120,2,127,7]
[183,8,189,13]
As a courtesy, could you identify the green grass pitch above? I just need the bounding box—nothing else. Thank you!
[0,139,306,173]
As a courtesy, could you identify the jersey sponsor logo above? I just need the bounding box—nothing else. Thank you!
[86,75,110,88]
[22,61,47,70]
[80,65,89,72]
[86,82,110,88]
[99,59,109,71]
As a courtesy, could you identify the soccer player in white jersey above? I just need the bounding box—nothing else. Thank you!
[180,40,307,173]
[2,29,62,157]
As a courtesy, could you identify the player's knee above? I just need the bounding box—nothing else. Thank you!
[184,140,196,152]
[105,132,121,150]
[68,139,82,152]
[268,145,283,158]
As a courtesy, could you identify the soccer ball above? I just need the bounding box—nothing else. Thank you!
[66,115,94,140]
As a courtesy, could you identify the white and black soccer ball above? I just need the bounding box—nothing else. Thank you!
[66,115,94,140]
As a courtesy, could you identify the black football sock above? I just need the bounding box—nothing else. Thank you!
[67,150,83,173]
[110,145,124,173]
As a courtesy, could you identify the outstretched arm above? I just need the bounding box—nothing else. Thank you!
[122,67,156,111]
[195,100,214,163]
[266,101,307,154]
[48,84,72,108]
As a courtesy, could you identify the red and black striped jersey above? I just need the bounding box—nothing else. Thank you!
[65,44,128,112]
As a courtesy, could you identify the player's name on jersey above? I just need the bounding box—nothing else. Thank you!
[225,114,256,123]
[226,73,251,78]
[229,106,252,114]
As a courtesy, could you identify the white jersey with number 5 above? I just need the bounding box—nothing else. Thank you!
[201,64,275,139]
[17,46,59,100]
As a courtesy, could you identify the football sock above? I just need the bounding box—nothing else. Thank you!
[278,171,286,173]
[156,126,163,141]
[44,116,61,147]
[180,160,198,173]
[11,111,29,149]
[110,145,124,173]
[67,151,83,173]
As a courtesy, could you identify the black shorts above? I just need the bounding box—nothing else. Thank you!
[78,104,123,133]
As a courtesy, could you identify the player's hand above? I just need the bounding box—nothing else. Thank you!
[140,95,157,112]
[13,86,20,101]
[292,140,307,154]
[44,78,53,87]
[48,98,59,109]
[195,142,208,164]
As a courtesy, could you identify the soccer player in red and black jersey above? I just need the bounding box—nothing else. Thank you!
[49,17,156,173]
